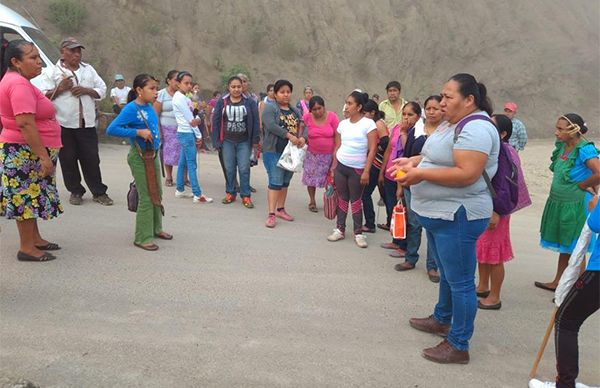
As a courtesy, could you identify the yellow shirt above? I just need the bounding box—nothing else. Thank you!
[378,98,407,129]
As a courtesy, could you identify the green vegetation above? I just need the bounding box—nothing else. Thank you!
[220,65,251,89]
[48,0,87,33]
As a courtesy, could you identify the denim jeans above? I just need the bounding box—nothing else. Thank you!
[222,140,251,198]
[263,152,293,190]
[384,178,406,249]
[417,206,489,351]
[404,188,437,270]
[362,166,381,230]
[176,132,202,197]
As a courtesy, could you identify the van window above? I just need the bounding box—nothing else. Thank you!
[23,27,60,64]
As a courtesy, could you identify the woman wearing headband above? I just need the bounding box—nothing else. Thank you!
[535,113,599,292]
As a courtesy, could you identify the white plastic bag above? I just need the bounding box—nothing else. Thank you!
[277,142,307,172]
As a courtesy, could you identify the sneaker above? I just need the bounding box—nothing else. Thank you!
[327,228,345,242]
[355,234,368,248]
[265,214,276,228]
[193,195,213,203]
[93,194,113,206]
[69,193,83,205]
[175,190,193,198]
[222,193,236,204]
[276,208,294,221]
[242,197,254,209]
[528,379,555,388]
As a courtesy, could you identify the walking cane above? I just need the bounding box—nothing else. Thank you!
[529,307,558,378]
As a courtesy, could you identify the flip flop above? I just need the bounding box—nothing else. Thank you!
[377,223,390,231]
[17,251,57,262]
[164,179,174,187]
[155,232,173,240]
[34,242,61,251]
[534,281,556,292]
[476,290,490,298]
[308,204,318,213]
[478,300,502,310]
[134,242,159,251]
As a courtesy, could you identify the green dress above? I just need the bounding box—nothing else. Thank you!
[539,140,597,253]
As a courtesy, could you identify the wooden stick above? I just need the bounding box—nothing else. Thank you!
[529,307,558,378]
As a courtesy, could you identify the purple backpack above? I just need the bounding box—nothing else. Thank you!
[455,115,519,215]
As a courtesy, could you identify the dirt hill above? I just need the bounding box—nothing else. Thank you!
[4,0,599,138]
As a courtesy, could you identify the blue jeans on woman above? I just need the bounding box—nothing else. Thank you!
[176,132,202,197]
[404,188,438,271]
[222,140,251,198]
[416,206,489,351]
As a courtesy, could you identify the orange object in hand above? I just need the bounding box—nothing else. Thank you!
[391,201,406,239]
[396,169,406,179]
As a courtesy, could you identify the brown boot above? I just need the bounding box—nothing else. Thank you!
[422,339,470,364]
[409,315,450,337]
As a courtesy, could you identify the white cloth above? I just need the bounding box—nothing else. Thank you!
[172,91,201,138]
[555,220,593,307]
[110,86,131,105]
[335,117,376,169]
[39,60,106,128]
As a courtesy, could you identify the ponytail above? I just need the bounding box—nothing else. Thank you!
[449,73,493,115]
[349,90,369,112]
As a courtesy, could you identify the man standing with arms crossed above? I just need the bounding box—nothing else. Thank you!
[41,37,113,206]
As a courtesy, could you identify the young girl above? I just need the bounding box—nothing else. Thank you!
[153,70,180,186]
[379,102,421,257]
[106,74,172,251]
[172,71,212,204]
[327,91,378,248]
[211,76,260,208]
[262,79,307,228]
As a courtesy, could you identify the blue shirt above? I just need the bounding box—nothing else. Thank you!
[587,199,600,271]
[106,101,161,150]
[570,143,599,182]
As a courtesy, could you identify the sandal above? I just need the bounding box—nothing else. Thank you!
[377,223,390,231]
[134,242,159,251]
[308,203,318,213]
[155,232,173,240]
[35,242,61,251]
[17,251,57,262]
[164,178,174,187]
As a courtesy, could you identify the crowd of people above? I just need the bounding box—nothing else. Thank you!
[1,37,599,387]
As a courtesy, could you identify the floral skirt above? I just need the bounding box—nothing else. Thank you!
[302,151,332,188]
[162,124,181,166]
[0,143,63,221]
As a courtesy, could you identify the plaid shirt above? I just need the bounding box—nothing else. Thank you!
[508,118,528,151]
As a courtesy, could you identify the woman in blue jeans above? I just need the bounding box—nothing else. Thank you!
[172,71,212,204]
[389,73,500,364]
[211,76,260,209]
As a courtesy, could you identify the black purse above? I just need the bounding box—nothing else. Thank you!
[127,181,138,212]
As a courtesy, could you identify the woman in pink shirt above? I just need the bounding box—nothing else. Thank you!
[301,96,339,212]
[0,40,63,262]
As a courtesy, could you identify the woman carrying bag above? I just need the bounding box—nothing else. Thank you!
[107,74,172,251]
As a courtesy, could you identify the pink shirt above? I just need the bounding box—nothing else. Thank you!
[304,111,339,154]
[0,71,62,148]
[385,124,403,181]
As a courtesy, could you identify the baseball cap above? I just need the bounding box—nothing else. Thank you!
[114,74,125,81]
[504,102,518,112]
[60,37,85,50]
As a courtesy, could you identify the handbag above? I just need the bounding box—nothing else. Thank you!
[323,174,338,220]
[390,200,406,239]
[277,141,307,172]
[127,181,138,212]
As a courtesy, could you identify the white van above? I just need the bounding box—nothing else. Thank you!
[0,3,60,88]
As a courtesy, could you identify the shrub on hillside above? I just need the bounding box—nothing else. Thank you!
[220,65,252,90]
[48,0,87,33]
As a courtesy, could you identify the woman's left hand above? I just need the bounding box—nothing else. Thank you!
[360,171,369,186]
[297,137,306,148]
[488,211,500,230]
[396,164,422,186]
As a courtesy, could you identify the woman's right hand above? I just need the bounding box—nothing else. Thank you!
[287,133,299,145]
[386,157,412,177]
[40,156,54,177]
[136,129,153,142]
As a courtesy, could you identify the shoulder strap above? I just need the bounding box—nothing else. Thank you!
[134,105,155,157]
[453,114,496,197]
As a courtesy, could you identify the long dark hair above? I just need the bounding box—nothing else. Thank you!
[448,73,493,115]
[1,39,34,80]
[491,114,513,142]
[363,99,385,122]
[348,91,369,113]
[127,73,157,103]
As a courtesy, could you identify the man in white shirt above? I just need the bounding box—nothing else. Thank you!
[110,74,130,114]
[40,37,113,206]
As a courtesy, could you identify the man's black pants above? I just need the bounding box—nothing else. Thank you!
[59,126,108,197]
